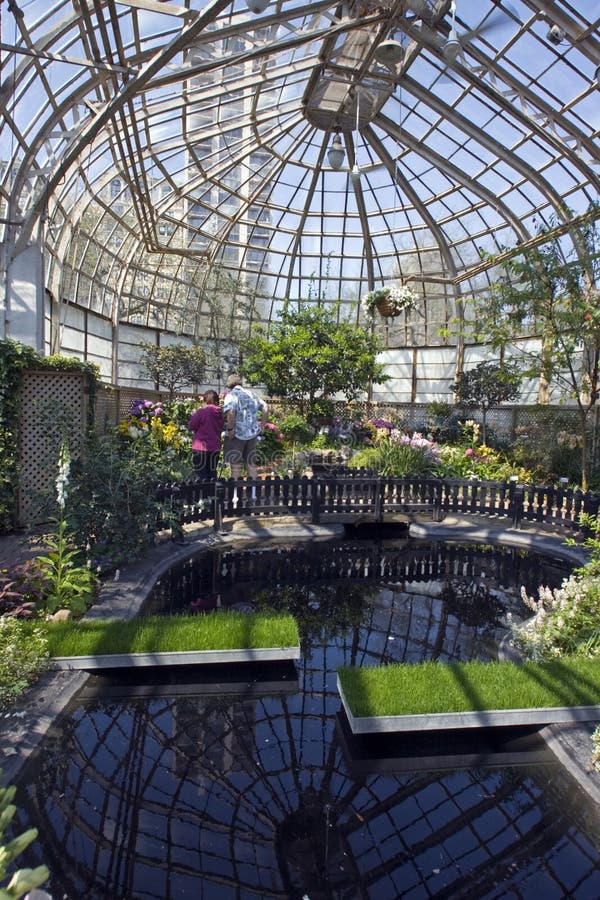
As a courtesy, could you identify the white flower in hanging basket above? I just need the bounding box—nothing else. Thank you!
[361,284,419,317]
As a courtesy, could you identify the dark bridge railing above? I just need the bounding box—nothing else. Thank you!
[156,470,600,535]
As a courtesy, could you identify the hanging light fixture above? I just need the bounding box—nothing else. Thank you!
[245,0,269,13]
[374,39,405,67]
[443,1,461,63]
[328,133,345,170]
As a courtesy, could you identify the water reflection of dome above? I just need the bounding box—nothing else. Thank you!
[275,787,357,899]
[147,537,569,663]
[13,539,597,898]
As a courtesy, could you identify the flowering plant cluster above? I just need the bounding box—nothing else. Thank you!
[361,284,419,316]
[393,430,442,465]
[365,417,393,445]
[321,418,371,448]
[119,398,190,453]
[350,430,441,476]
[511,573,600,661]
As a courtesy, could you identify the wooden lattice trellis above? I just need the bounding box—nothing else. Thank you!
[17,370,89,527]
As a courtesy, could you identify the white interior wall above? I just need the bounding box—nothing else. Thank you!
[42,300,577,406]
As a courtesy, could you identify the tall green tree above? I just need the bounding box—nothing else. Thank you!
[138,342,206,398]
[471,205,600,489]
[242,303,389,423]
[452,361,521,446]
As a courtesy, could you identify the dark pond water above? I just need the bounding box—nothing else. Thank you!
[10,533,600,899]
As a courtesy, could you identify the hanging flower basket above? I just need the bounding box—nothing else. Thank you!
[361,285,419,318]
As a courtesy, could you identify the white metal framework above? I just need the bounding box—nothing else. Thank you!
[0,1,598,359]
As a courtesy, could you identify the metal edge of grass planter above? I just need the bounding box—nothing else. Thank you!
[50,646,301,670]
[336,675,600,733]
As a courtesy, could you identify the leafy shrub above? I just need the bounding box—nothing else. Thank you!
[0,564,45,618]
[279,414,314,447]
[0,618,48,711]
[257,422,285,463]
[65,430,174,574]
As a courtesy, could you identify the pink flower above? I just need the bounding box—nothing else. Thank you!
[465,448,474,456]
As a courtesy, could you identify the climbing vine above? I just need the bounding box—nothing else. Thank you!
[0,340,38,533]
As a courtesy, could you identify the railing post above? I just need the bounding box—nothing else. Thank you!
[311,477,321,524]
[511,483,524,529]
[374,477,384,522]
[433,480,443,522]
[213,480,225,533]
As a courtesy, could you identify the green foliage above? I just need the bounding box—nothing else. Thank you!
[472,205,600,487]
[0,771,49,898]
[509,407,584,484]
[309,433,334,450]
[257,423,284,464]
[64,427,190,574]
[0,619,48,712]
[242,303,389,423]
[0,341,103,532]
[453,361,521,410]
[138,342,207,398]
[453,361,521,444]
[0,340,39,534]
[279,413,314,447]
[34,519,96,615]
[119,399,194,476]
[37,354,100,382]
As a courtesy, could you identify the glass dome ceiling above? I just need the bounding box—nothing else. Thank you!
[0,0,598,344]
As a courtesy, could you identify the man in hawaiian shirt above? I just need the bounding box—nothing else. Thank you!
[223,373,268,479]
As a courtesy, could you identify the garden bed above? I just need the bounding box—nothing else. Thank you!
[337,657,600,733]
[48,610,300,670]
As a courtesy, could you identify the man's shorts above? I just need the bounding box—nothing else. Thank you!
[223,435,259,467]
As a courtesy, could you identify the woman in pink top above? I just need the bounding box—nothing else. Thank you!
[188,389,224,483]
